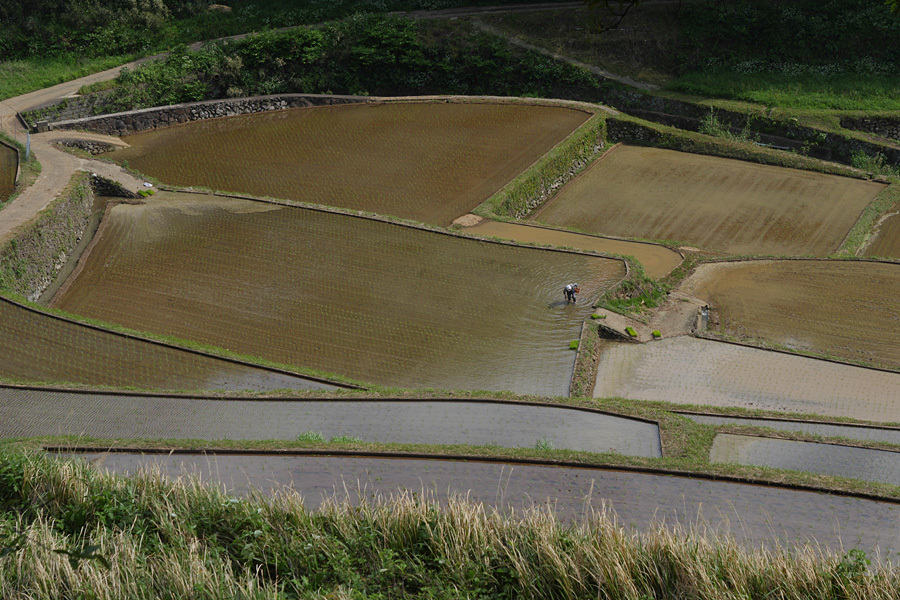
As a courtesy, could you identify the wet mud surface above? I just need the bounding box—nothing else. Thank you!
[1,393,661,456]
[53,192,625,395]
[0,296,331,391]
[463,220,682,278]
[533,145,884,255]
[594,337,900,421]
[107,103,589,226]
[711,433,900,488]
[68,452,900,558]
[682,261,900,371]
[0,142,15,202]
[689,414,900,446]
[866,211,900,259]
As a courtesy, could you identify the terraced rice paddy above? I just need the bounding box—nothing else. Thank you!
[0,142,15,202]
[682,260,900,370]
[53,192,625,394]
[463,220,682,278]
[106,102,590,226]
[711,434,900,487]
[0,295,330,391]
[866,211,900,258]
[594,337,900,421]
[688,414,900,446]
[1,393,661,455]
[533,145,885,255]
[69,452,900,556]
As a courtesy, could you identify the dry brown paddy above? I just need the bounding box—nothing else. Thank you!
[533,145,885,255]
[53,192,624,395]
[682,260,900,370]
[107,102,590,226]
[865,210,900,259]
[0,295,329,391]
[463,220,682,278]
[594,337,900,421]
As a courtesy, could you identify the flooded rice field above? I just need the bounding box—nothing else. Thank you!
[107,102,589,226]
[0,142,15,202]
[533,145,884,256]
[594,337,900,421]
[866,210,900,259]
[2,393,660,456]
[463,220,682,278]
[0,296,331,391]
[682,260,900,371]
[688,414,900,446]
[711,434,900,487]
[52,192,625,394]
[67,452,900,557]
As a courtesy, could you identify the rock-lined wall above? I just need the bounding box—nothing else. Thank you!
[840,116,900,144]
[0,172,94,301]
[51,94,369,136]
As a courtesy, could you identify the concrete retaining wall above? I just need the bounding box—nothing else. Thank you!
[0,172,94,300]
[50,94,370,136]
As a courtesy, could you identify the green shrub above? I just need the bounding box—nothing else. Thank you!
[296,431,326,442]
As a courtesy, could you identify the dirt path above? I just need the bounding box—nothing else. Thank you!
[0,131,144,243]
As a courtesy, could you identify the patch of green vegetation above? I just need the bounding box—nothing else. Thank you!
[89,16,599,114]
[534,436,555,450]
[652,330,661,339]
[851,151,900,179]
[568,340,579,350]
[475,115,606,220]
[329,435,363,444]
[590,313,605,319]
[595,260,669,317]
[698,108,759,143]
[296,431,326,443]
[0,55,132,102]
[625,326,637,337]
[836,183,900,256]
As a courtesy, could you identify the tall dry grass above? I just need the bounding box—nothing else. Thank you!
[1,449,897,599]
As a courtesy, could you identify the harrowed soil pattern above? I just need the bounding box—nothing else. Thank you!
[1,19,898,560]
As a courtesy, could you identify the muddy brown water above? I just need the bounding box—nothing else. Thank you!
[1,392,661,456]
[0,142,16,202]
[682,260,900,371]
[0,295,334,391]
[53,192,625,395]
[463,220,682,278]
[106,103,589,226]
[66,452,900,559]
[533,145,885,256]
[866,211,900,259]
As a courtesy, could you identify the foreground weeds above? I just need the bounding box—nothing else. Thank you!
[1,449,898,599]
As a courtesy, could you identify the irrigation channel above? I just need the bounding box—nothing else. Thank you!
[0,392,661,456]
[57,451,900,560]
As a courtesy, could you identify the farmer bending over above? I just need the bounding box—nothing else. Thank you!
[564,283,580,303]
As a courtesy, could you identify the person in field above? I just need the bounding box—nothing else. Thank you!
[564,283,580,303]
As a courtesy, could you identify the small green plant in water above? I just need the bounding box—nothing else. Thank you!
[296,431,326,442]
[534,437,555,451]
[591,313,606,319]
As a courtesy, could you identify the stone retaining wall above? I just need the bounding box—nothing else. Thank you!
[50,94,370,136]
[0,172,94,300]
[840,116,900,144]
